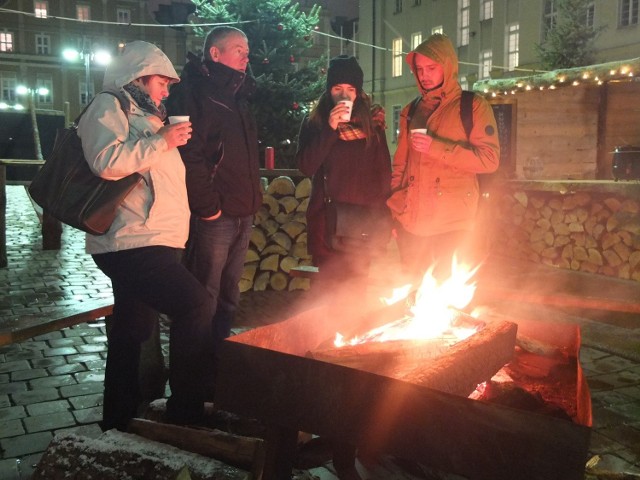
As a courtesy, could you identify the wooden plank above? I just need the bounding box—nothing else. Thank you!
[0,298,113,346]
[289,265,319,278]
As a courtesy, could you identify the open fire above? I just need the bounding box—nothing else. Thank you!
[216,257,592,480]
[335,257,481,348]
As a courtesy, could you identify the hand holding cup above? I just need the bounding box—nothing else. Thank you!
[410,128,432,153]
[161,116,192,149]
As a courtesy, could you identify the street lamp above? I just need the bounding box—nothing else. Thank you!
[62,47,112,104]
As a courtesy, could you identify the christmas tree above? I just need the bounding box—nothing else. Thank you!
[535,0,604,70]
[190,0,325,168]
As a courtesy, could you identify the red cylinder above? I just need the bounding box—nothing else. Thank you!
[265,146,275,170]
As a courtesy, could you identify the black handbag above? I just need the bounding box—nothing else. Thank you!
[28,91,143,235]
[323,170,392,256]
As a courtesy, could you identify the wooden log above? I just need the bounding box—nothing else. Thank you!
[32,430,250,480]
[250,227,267,252]
[270,231,292,251]
[262,243,288,256]
[260,218,280,236]
[296,197,309,213]
[266,176,296,196]
[245,248,260,263]
[290,241,310,259]
[288,277,310,291]
[269,271,289,291]
[280,221,305,240]
[253,271,270,291]
[260,253,280,272]
[253,205,270,226]
[239,263,258,293]
[128,418,265,475]
[307,337,454,372]
[274,212,294,224]
[262,193,280,216]
[394,320,517,397]
[280,255,299,274]
[278,195,299,214]
[295,177,312,199]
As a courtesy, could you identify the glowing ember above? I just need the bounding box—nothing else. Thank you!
[335,256,481,347]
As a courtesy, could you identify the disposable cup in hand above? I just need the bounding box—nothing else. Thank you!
[338,100,353,122]
[168,115,190,124]
[411,128,428,136]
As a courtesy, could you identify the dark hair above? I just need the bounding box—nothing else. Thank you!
[137,74,174,85]
[308,90,375,145]
[203,26,247,60]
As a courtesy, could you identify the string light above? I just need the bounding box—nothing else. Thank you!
[474,57,639,97]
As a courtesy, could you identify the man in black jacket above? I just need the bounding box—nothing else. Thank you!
[166,26,261,393]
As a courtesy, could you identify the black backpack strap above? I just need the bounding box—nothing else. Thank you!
[406,95,422,131]
[460,90,474,140]
[73,90,130,125]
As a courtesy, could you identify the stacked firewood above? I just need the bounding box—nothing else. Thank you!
[240,176,313,292]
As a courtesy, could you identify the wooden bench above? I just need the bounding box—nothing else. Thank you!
[0,298,114,347]
[0,296,167,400]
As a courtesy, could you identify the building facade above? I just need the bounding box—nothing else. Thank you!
[0,0,191,121]
[357,0,640,151]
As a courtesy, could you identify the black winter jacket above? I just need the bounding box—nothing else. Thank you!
[166,58,261,218]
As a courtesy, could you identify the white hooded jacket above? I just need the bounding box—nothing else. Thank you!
[78,41,189,254]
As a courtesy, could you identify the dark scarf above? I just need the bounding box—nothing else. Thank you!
[123,82,167,121]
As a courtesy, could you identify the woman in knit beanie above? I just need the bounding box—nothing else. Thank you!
[295,53,392,479]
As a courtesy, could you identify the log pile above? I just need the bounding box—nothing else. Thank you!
[491,188,640,281]
[241,176,313,293]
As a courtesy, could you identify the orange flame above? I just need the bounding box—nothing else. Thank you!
[335,256,480,346]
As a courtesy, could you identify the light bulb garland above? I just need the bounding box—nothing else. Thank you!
[474,57,640,98]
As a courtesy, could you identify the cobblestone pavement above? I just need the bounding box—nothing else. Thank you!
[1,185,639,480]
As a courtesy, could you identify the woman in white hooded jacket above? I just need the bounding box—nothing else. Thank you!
[78,41,215,430]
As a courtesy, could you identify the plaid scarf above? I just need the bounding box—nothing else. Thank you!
[337,121,367,141]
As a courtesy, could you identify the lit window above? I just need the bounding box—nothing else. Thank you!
[479,50,492,79]
[80,80,95,106]
[36,77,52,105]
[432,25,444,35]
[35,34,50,55]
[459,0,470,46]
[584,2,595,27]
[1,75,17,102]
[480,0,493,20]
[0,32,13,52]
[411,32,422,50]
[34,1,48,18]
[543,0,557,39]
[77,5,90,21]
[507,23,519,71]
[619,0,638,26]
[392,105,402,143]
[459,76,469,90]
[392,37,403,78]
[117,8,131,24]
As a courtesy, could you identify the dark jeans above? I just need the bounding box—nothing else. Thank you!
[93,246,215,430]
[184,214,252,369]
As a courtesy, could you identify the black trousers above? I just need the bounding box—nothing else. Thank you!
[93,246,215,430]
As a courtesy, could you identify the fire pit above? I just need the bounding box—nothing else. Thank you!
[216,269,591,480]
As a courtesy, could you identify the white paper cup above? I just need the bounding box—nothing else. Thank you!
[168,115,190,124]
[338,100,353,122]
[411,128,428,135]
